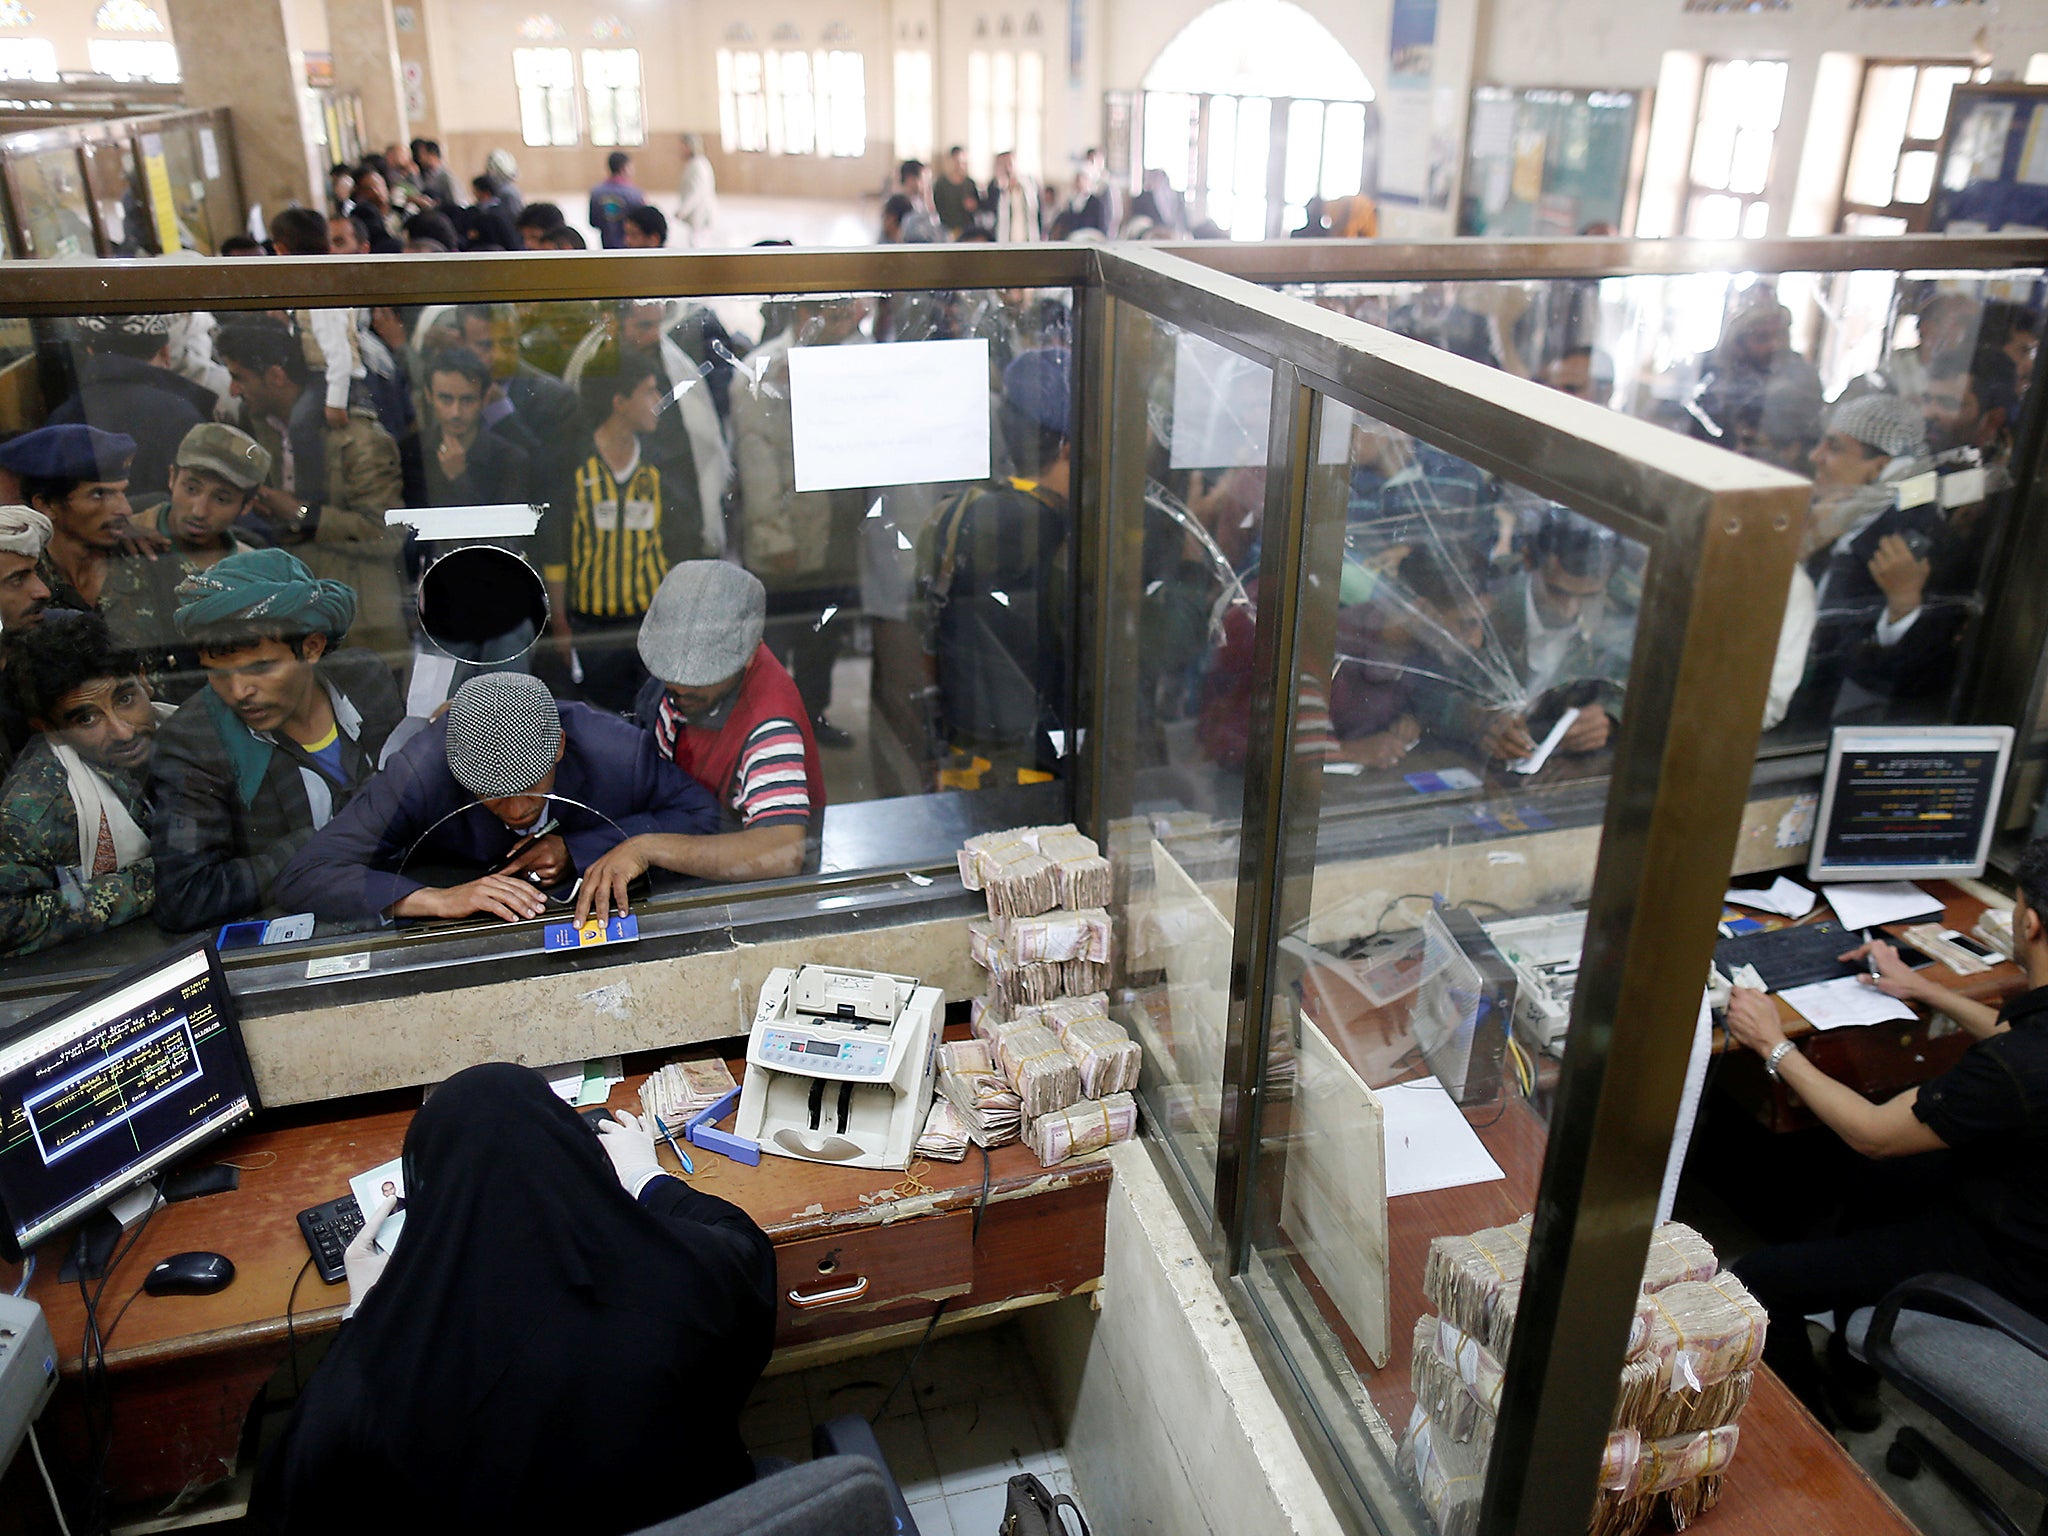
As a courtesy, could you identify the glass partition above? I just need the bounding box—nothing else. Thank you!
[1092,244,1807,1534]
[7,145,96,259]
[0,260,1080,988]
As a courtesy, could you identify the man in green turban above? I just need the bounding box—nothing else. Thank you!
[148,548,405,933]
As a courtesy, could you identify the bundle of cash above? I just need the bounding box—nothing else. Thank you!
[1400,1406,1485,1536]
[1634,1370,1754,1440]
[936,1042,1022,1148]
[1063,958,1109,994]
[1640,1224,1720,1293]
[1039,829,1113,908]
[1061,1016,1143,1097]
[1615,1425,1739,1500]
[1036,992,1112,1037]
[916,1097,971,1162]
[985,949,1068,1009]
[998,907,1112,964]
[969,919,994,967]
[996,1023,1084,1119]
[1024,1091,1137,1167]
[1640,1273,1768,1392]
[639,1057,739,1127]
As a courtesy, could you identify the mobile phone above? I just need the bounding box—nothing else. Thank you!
[1941,928,1999,961]
[215,920,269,952]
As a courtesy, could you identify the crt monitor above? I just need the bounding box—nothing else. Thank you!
[1808,725,2015,884]
[0,939,259,1261]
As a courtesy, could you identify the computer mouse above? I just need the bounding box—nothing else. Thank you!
[143,1251,235,1297]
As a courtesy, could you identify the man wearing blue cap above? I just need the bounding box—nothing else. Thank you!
[0,423,138,613]
[915,346,1072,786]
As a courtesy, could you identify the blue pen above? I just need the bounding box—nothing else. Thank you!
[652,1111,695,1175]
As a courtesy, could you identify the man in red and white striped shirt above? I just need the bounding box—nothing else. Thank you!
[576,562,824,922]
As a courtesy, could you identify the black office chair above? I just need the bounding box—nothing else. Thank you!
[1846,1274,2048,1536]
[626,1416,922,1536]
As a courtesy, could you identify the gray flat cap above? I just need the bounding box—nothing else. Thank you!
[445,672,562,798]
[637,560,766,687]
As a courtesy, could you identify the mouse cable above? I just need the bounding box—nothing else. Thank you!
[870,1294,951,1425]
[971,1142,993,1247]
[10,1252,32,1297]
[28,1424,75,1536]
[284,1255,313,1399]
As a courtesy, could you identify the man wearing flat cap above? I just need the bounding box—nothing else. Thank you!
[149,549,404,932]
[274,671,721,926]
[104,423,271,704]
[0,424,138,613]
[48,311,213,500]
[567,562,822,921]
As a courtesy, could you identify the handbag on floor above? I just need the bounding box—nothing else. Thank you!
[1000,1472,1089,1535]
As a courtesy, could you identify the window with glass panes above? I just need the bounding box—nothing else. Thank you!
[0,37,58,80]
[818,50,867,158]
[1839,59,1981,234]
[894,48,934,162]
[968,50,1045,182]
[88,38,179,81]
[582,47,644,147]
[718,49,769,153]
[513,46,577,147]
[1684,58,1786,240]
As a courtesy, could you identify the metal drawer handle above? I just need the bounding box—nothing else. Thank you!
[787,1275,870,1309]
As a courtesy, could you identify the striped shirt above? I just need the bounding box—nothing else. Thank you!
[729,717,814,827]
[544,443,701,619]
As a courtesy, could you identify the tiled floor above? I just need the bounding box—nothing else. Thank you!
[739,1320,1085,1536]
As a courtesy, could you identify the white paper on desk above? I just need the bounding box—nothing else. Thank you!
[1724,876,1817,920]
[788,338,991,492]
[348,1157,408,1253]
[1510,707,1578,775]
[1825,881,1943,932]
[1380,1075,1506,1198]
[1778,976,1917,1031]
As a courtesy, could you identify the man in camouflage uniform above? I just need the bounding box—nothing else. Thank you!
[216,318,411,669]
[0,613,162,955]
[105,422,270,704]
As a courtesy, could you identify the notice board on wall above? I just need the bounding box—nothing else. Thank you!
[1930,84,2048,233]
[1458,86,1647,238]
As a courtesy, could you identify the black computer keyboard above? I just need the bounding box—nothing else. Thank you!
[1714,919,1923,993]
[296,1193,364,1285]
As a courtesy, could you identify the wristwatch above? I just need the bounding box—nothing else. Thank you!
[1763,1040,1797,1080]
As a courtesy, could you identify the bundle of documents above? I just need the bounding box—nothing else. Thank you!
[999,907,1112,964]
[1061,1015,1143,1098]
[915,1097,971,1162]
[1024,1091,1137,1167]
[995,1022,1084,1119]
[639,1057,738,1127]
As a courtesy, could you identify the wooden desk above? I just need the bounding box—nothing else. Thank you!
[1717,879,2026,1133]
[11,1070,1111,1509]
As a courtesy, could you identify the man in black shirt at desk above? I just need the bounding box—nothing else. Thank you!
[1726,838,2048,1430]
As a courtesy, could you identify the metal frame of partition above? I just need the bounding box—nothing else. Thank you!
[0,238,2034,1534]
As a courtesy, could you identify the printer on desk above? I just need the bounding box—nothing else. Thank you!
[736,965,942,1171]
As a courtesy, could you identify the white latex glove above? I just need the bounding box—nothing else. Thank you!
[343,1193,397,1318]
[596,1109,665,1196]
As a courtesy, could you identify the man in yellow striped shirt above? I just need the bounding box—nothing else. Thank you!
[540,350,705,712]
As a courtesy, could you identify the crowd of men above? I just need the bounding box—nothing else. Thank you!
[0,262,1077,960]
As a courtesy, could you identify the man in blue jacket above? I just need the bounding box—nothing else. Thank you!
[273,671,719,925]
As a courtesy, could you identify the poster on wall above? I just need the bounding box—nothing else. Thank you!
[1388,0,1437,86]
[138,133,182,255]
[1381,0,1442,208]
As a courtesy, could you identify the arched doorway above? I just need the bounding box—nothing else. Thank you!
[1136,0,1373,239]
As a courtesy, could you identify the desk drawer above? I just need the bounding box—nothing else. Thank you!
[776,1211,974,1340]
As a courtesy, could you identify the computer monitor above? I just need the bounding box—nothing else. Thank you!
[1809,725,2015,884]
[0,939,259,1262]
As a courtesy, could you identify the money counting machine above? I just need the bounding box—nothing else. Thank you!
[736,965,941,1171]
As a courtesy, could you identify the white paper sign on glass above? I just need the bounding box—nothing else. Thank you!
[788,338,993,492]
[1169,331,1272,469]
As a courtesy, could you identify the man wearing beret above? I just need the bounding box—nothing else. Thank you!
[571,562,823,921]
[149,549,403,932]
[0,423,138,614]
[48,311,214,500]
[274,672,720,926]
[105,423,270,704]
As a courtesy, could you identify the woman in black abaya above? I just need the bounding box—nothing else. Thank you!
[253,1062,776,1534]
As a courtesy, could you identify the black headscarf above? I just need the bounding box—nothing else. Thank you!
[254,1063,775,1535]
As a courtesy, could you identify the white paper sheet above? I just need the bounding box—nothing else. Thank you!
[1169,331,1272,469]
[1380,1075,1506,1199]
[1825,881,1943,931]
[1723,876,1817,920]
[788,338,992,492]
[1777,976,1917,1031]
[384,504,542,540]
[1510,707,1578,775]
